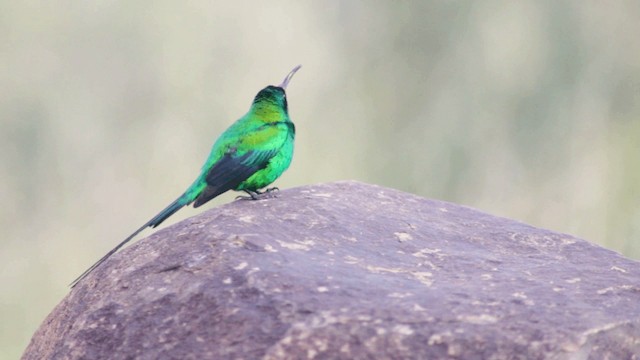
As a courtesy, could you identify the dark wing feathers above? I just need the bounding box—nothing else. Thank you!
[192,149,277,208]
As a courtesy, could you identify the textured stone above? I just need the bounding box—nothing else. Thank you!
[23,181,640,359]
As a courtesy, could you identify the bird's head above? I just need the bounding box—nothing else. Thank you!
[250,65,301,121]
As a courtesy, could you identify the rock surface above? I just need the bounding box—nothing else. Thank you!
[23,181,640,359]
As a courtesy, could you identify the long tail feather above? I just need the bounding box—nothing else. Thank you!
[70,195,188,287]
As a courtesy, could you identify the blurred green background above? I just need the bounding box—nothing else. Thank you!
[2,1,639,357]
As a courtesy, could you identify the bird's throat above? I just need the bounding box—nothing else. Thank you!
[251,101,288,123]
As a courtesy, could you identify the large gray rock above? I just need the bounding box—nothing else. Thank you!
[23,181,640,359]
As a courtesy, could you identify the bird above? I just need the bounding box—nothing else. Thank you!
[70,65,301,287]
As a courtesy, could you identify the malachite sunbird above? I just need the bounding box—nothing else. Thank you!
[71,65,301,287]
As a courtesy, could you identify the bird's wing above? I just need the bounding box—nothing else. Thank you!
[193,149,278,207]
[192,123,290,207]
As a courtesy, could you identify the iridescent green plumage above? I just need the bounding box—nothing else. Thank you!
[71,65,301,287]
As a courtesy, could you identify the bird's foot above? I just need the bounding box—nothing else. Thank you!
[235,188,279,201]
[234,192,256,201]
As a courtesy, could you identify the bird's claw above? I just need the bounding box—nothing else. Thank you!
[235,188,280,201]
[235,194,255,201]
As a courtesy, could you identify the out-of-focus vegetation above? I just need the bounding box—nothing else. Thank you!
[2,1,639,357]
